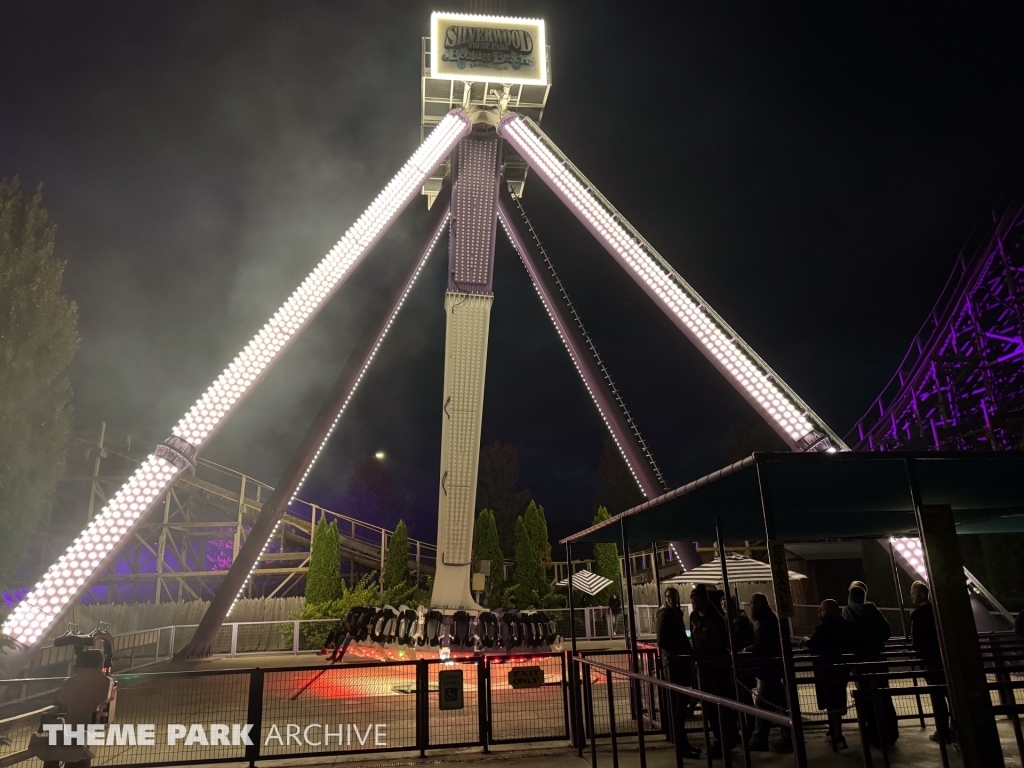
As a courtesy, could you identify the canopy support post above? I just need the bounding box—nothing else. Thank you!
[904,459,1005,768]
[651,542,662,599]
[755,461,808,768]
[566,542,584,755]
[620,521,640,675]
[619,519,647,768]
[566,543,579,655]
[716,516,751,764]
[888,539,910,638]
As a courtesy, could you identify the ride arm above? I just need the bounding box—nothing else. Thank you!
[177,186,453,658]
[3,112,471,648]
[496,112,846,453]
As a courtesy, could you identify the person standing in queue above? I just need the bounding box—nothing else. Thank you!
[745,593,793,752]
[723,594,755,648]
[690,583,735,759]
[608,590,622,635]
[722,594,756,740]
[909,581,952,744]
[802,599,859,750]
[656,587,701,760]
[843,581,898,748]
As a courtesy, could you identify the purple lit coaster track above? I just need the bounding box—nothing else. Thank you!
[4,11,847,657]
[850,199,1024,589]
[848,199,1024,453]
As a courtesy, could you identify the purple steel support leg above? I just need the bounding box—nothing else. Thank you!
[497,189,701,570]
[177,187,452,658]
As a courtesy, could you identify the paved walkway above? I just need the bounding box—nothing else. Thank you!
[217,721,1023,768]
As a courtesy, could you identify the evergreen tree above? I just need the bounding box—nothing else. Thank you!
[473,509,504,604]
[592,507,622,603]
[510,516,545,606]
[383,519,409,591]
[523,500,552,569]
[0,179,78,593]
[305,519,344,604]
[476,441,531,554]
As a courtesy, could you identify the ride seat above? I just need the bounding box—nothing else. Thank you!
[425,610,443,647]
[59,652,113,725]
[452,611,470,647]
[396,606,417,645]
[476,611,496,648]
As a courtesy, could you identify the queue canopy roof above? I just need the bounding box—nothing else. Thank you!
[562,452,1024,547]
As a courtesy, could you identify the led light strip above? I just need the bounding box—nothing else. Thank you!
[226,212,451,615]
[497,113,846,452]
[890,537,928,581]
[497,210,646,493]
[3,112,471,646]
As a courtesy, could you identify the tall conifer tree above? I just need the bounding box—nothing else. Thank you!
[523,500,552,570]
[472,509,504,604]
[0,179,78,592]
[511,516,545,605]
[383,519,409,591]
[592,507,621,603]
[305,519,344,604]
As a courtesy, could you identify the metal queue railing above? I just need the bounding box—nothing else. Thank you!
[565,632,1024,768]
[572,654,790,768]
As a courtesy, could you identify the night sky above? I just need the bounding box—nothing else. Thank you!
[3,1,1023,545]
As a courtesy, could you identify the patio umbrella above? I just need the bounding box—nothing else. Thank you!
[664,552,807,585]
[557,569,614,596]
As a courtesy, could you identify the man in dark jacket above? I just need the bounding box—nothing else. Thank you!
[608,591,623,635]
[656,587,700,759]
[690,583,735,758]
[745,593,792,752]
[803,599,859,750]
[909,581,951,743]
[843,581,898,747]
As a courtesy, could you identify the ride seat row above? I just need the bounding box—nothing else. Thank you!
[334,605,559,650]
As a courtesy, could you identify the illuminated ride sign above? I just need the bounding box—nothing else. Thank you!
[430,12,547,86]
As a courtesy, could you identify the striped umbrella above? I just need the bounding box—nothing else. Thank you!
[557,569,614,596]
[664,552,807,585]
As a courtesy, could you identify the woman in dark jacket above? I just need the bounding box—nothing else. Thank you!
[803,599,859,750]
[656,587,700,759]
[745,593,791,752]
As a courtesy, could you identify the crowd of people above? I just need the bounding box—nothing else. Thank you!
[655,578,949,759]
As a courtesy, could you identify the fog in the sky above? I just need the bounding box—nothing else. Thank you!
[2,1,1023,543]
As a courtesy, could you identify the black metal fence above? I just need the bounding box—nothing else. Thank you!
[5,635,1024,768]
[0,652,599,768]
